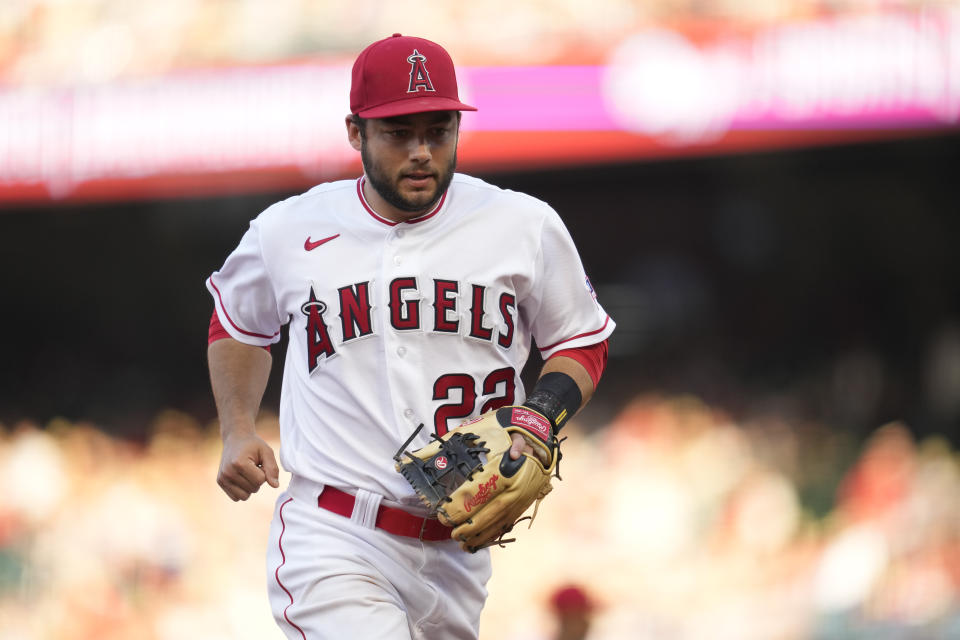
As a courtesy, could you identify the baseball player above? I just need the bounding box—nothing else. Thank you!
[206,34,614,640]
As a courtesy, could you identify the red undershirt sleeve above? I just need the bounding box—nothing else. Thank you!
[548,339,608,388]
[208,309,270,353]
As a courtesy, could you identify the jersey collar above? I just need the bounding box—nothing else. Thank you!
[356,176,448,227]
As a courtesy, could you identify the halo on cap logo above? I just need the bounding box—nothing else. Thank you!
[434,455,448,470]
[407,49,436,93]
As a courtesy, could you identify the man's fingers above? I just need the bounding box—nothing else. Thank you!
[217,475,251,502]
[508,432,550,465]
[509,433,530,460]
[260,449,281,488]
[232,459,268,493]
[220,464,258,496]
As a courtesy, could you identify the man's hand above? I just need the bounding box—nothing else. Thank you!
[509,432,550,465]
[217,431,280,501]
[395,406,560,552]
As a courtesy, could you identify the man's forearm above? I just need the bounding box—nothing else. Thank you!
[207,338,273,437]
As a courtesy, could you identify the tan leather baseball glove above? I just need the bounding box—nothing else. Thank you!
[394,406,560,552]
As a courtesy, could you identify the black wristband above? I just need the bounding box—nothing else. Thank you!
[522,371,583,432]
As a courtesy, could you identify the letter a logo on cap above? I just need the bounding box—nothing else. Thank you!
[407,49,436,93]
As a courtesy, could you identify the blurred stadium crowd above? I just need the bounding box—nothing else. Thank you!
[0,0,947,85]
[2,396,960,639]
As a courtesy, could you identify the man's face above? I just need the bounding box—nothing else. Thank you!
[350,111,459,220]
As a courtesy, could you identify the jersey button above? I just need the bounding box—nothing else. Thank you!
[397,346,407,357]
[404,408,414,419]
[395,229,405,238]
[393,255,402,265]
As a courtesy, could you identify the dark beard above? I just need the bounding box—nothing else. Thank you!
[361,142,457,214]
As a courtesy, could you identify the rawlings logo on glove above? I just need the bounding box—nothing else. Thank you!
[464,475,499,512]
[394,406,561,552]
[511,407,551,441]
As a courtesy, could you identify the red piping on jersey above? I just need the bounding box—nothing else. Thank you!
[208,277,280,340]
[356,176,447,227]
[539,315,612,352]
[550,339,608,388]
[275,498,307,640]
[209,310,270,352]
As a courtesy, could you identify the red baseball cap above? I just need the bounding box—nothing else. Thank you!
[350,33,477,118]
[550,585,594,613]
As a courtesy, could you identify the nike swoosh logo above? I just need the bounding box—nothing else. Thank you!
[304,234,340,251]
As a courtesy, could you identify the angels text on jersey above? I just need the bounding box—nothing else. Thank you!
[303,276,516,373]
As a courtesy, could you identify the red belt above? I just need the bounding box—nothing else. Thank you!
[317,486,454,542]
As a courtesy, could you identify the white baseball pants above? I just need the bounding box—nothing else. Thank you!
[266,476,492,639]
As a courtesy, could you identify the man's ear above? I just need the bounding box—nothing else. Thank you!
[345,115,363,151]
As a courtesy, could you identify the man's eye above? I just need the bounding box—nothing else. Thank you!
[388,130,409,138]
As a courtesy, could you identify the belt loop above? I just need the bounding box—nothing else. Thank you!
[352,489,382,529]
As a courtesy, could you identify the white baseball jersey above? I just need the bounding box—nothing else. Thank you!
[206,173,614,509]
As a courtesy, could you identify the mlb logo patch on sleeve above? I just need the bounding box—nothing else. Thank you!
[585,276,598,300]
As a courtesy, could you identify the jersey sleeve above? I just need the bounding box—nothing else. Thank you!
[205,216,283,347]
[528,209,615,359]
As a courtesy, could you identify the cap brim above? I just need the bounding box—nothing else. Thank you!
[356,96,477,118]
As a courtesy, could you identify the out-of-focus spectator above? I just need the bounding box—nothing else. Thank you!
[836,421,916,525]
[549,584,595,640]
[924,322,960,427]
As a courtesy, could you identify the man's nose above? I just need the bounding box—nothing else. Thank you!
[410,136,432,162]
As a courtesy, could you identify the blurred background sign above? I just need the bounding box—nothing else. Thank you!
[1,7,958,203]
